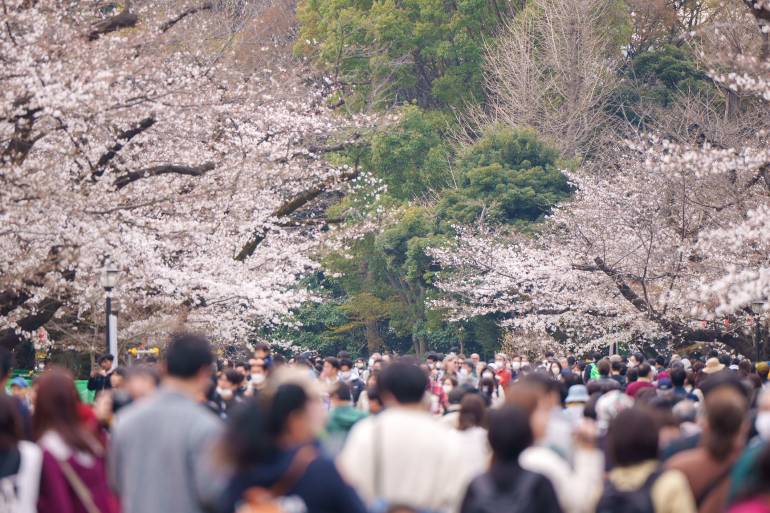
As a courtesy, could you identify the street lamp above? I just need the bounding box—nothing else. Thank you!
[751,300,766,362]
[101,259,119,361]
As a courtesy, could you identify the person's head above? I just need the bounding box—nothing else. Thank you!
[506,380,549,440]
[0,393,22,451]
[355,357,366,370]
[235,362,248,376]
[339,358,354,381]
[33,368,98,454]
[323,357,340,379]
[670,367,686,388]
[607,407,659,467]
[268,383,316,447]
[125,365,160,401]
[487,406,533,463]
[254,342,271,361]
[610,360,624,375]
[702,386,748,460]
[470,353,480,365]
[110,366,127,389]
[164,332,214,393]
[626,367,638,383]
[636,363,652,380]
[250,361,267,386]
[597,359,611,377]
[378,361,428,407]
[330,381,352,407]
[547,359,562,378]
[98,354,114,371]
[458,393,487,431]
[366,385,384,414]
[224,369,244,390]
[655,355,666,368]
[9,377,28,400]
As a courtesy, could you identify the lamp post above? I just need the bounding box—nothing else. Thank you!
[751,300,765,362]
[101,260,119,360]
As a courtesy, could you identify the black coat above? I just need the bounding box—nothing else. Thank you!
[460,462,563,513]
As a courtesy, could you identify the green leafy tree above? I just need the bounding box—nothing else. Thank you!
[296,0,523,108]
[437,126,571,226]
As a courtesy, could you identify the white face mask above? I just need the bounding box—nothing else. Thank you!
[511,362,522,371]
[495,360,504,368]
[251,373,266,385]
[217,387,233,400]
[340,371,351,381]
[756,412,770,440]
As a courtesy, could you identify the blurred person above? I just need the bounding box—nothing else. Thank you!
[626,363,655,398]
[667,376,750,513]
[0,393,41,513]
[728,443,770,513]
[596,407,696,513]
[456,394,490,477]
[339,361,471,513]
[564,385,589,425]
[339,359,365,404]
[493,354,512,387]
[460,406,562,513]
[219,384,367,513]
[253,342,272,369]
[109,367,127,390]
[212,369,245,419]
[109,332,224,513]
[508,379,604,513]
[587,360,621,395]
[670,367,698,402]
[9,376,30,408]
[729,387,770,503]
[249,360,268,395]
[321,357,341,386]
[124,365,160,402]
[610,360,626,389]
[35,368,117,513]
[440,387,465,429]
[325,382,367,456]
[355,373,379,413]
[478,366,505,408]
[234,362,249,378]
[87,354,115,393]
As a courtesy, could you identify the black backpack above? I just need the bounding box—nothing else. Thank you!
[464,471,540,513]
[595,468,663,513]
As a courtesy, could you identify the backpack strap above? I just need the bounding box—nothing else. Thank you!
[269,445,318,497]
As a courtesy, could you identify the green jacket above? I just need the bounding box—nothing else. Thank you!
[326,405,368,435]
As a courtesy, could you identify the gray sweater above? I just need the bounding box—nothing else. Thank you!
[109,388,225,513]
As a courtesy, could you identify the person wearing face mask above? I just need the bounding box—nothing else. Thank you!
[339,359,366,404]
[494,354,512,387]
[479,366,506,408]
[248,361,268,396]
[728,387,770,504]
[212,369,245,419]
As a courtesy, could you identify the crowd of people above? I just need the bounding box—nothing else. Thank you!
[1,334,770,513]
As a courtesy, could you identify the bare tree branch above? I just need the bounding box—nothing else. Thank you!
[114,162,216,189]
[160,2,214,32]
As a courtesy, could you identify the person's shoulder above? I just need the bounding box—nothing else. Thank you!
[665,446,705,469]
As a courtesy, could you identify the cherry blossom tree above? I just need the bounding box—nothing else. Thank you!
[433,1,770,356]
[1,0,365,351]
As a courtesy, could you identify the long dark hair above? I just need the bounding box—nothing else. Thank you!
[0,394,22,450]
[33,367,99,455]
[224,383,308,470]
